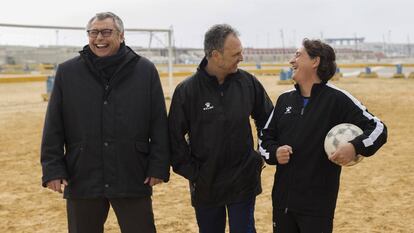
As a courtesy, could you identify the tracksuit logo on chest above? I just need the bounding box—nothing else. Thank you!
[284,106,292,114]
[203,102,214,111]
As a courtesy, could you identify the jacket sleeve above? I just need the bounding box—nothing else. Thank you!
[258,95,285,165]
[341,93,387,157]
[250,76,274,137]
[147,66,171,182]
[40,67,68,187]
[168,84,199,181]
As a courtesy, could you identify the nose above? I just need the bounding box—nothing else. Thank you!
[239,53,244,62]
[289,56,295,65]
[96,31,104,39]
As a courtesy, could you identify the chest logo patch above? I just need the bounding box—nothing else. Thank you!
[203,102,214,111]
[284,106,292,114]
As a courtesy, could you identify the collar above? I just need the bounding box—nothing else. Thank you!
[79,44,140,85]
[294,81,327,97]
[197,57,240,86]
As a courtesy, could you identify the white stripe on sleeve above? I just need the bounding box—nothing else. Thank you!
[258,108,275,159]
[327,83,385,147]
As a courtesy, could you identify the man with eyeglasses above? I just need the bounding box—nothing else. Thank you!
[40,12,170,233]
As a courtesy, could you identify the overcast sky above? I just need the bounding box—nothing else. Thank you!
[0,0,412,48]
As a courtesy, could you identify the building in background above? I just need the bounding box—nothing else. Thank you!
[1,39,413,71]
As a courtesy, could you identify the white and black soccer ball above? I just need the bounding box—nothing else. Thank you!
[324,123,363,166]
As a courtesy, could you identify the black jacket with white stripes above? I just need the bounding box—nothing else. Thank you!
[168,58,274,207]
[259,82,387,217]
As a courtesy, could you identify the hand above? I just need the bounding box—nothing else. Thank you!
[329,142,357,166]
[276,145,293,164]
[144,177,163,187]
[46,179,68,193]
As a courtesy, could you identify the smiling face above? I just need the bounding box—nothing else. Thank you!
[87,18,124,57]
[289,46,319,83]
[215,34,243,75]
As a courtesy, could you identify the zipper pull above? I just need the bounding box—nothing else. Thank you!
[284,207,288,214]
[220,91,224,97]
[300,107,304,115]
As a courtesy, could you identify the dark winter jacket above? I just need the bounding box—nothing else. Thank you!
[41,45,170,199]
[168,58,273,207]
[259,82,387,217]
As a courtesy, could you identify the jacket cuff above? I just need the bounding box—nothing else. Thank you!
[42,173,68,187]
[263,144,278,165]
[350,138,365,157]
[172,161,199,182]
[147,164,171,182]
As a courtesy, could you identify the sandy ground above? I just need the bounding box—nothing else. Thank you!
[0,75,413,233]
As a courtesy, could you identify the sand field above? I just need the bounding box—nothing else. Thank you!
[0,75,413,232]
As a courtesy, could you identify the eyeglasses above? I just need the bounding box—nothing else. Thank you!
[86,29,116,38]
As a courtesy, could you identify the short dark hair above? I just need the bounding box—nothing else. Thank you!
[204,24,240,58]
[86,12,124,33]
[303,39,336,81]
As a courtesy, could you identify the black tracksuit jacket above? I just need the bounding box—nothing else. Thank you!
[41,46,170,199]
[259,82,387,217]
[168,58,274,207]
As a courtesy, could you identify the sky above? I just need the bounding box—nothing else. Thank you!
[0,0,413,48]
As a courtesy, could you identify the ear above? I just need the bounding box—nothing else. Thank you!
[211,50,220,58]
[312,57,320,69]
[120,32,125,43]
[210,50,222,61]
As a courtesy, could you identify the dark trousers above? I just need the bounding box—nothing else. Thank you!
[195,198,256,233]
[273,209,333,233]
[66,196,156,233]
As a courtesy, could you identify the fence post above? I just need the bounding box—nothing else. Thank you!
[392,64,405,78]
[358,66,378,78]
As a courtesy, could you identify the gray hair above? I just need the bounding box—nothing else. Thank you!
[204,24,240,58]
[86,12,124,33]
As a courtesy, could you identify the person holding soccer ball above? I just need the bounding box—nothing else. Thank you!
[259,39,387,233]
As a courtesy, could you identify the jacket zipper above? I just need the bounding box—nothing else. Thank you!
[218,83,225,99]
[284,96,306,214]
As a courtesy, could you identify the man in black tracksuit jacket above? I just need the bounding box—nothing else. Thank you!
[259,39,387,233]
[40,12,169,233]
[168,24,273,233]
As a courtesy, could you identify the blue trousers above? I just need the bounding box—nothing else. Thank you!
[195,198,256,233]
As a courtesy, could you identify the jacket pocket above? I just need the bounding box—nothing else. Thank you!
[249,150,264,187]
[135,141,149,176]
[64,142,84,178]
[135,141,149,154]
[233,150,263,194]
[194,173,213,203]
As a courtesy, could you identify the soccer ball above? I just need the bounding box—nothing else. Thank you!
[324,123,364,166]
